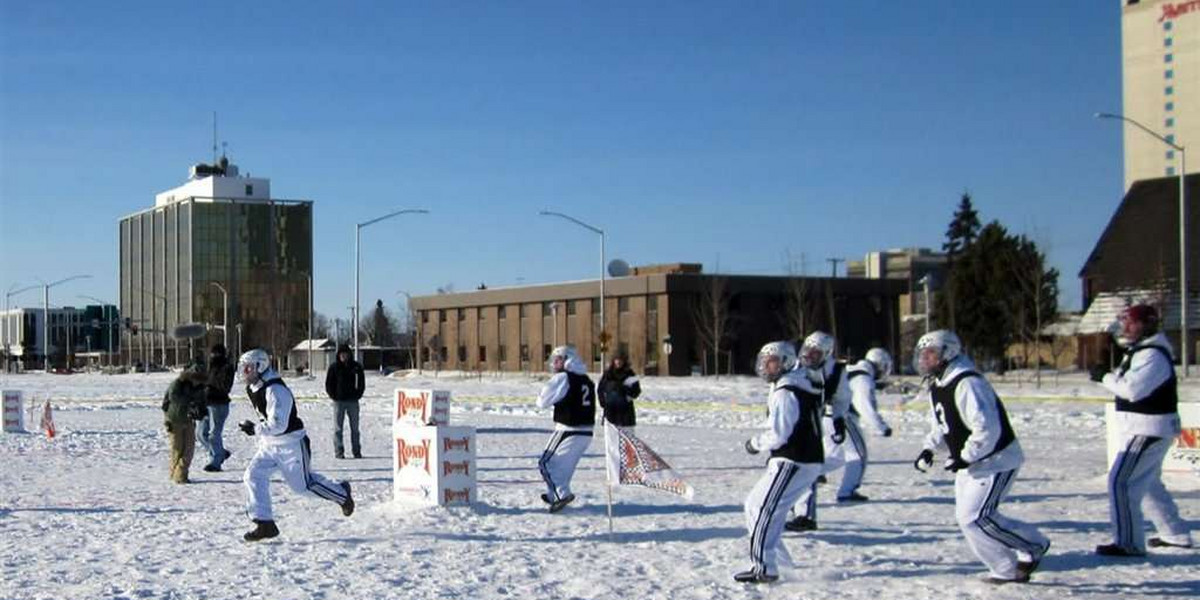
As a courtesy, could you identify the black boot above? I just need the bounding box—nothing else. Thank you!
[784,515,817,532]
[243,520,280,542]
[340,482,355,517]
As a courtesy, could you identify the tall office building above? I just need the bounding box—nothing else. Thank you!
[119,159,313,367]
[1120,0,1198,188]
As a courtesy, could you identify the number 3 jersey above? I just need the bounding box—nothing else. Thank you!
[922,356,1022,474]
[537,357,597,429]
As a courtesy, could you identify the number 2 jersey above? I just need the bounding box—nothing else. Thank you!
[537,356,597,430]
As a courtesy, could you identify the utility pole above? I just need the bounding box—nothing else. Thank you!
[826,258,844,278]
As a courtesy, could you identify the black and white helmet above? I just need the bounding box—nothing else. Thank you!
[236,348,271,383]
[864,347,893,381]
[756,341,798,382]
[798,331,835,368]
[914,330,962,376]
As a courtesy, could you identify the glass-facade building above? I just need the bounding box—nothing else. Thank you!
[119,197,312,367]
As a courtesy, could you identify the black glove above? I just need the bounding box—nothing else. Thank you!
[238,420,256,436]
[744,439,759,455]
[944,457,970,472]
[1088,363,1108,383]
[164,422,173,434]
[881,426,893,438]
[830,417,846,444]
[913,449,934,472]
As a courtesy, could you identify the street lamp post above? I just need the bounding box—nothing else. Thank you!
[209,282,229,351]
[918,275,932,333]
[355,208,430,363]
[41,275,92,373]
[1096,112,1189,375]
[79,295,115,368]
[301,273,313,378]
[539,211,606,367]
[4,283,39,368]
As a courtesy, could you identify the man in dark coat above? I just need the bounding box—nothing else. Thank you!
[598,353,641,428]
[325,343,365,458]
[198,344,235,472]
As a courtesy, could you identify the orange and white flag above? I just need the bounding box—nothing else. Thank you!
[39,400,55,439]
[604,422,694,500]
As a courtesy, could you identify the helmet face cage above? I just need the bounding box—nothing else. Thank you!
[913,331,961,376]
[756,341,798,382]
[865,347,892,380]
[1117,304,1160,344]
[799,332,835,368]
[236,349,271,383]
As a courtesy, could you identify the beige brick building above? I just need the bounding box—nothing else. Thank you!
[410,264,905,376]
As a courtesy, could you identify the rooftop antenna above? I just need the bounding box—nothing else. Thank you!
[212,111,218,165]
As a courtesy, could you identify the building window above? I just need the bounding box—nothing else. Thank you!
[520,304,529,318]
[1165,53,1173,63]
[440,346,448,361]
[542,303,552,317]
[1165,69,1174,79]
[1168,167,1177,176]
[1166,86,1174,96]
[1166,102,1174,111]
[567,300,577,315]
[498,306,506,319]
[479,346,487,362]
[647,295,657,311]
[1164,20,1172,31]
[520,344,530,362]
[458,346,467,362]
[1166,118,1175,128]
[498,345,507,362]
[439,311,447,323]
[543,344,552,361]
[618,342,630,359]
[245,184,254,196]
[458,309,466,321]
[1166,134,1175,144]
[618,297,630,313]
[1168,150,1176,160]
[591,298,600,313]
[422,311,430,323]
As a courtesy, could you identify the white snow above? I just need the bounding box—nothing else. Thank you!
[0,370,1196,600]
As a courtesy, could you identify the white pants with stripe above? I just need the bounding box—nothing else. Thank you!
[538,430,592,502]
[955,467,1049,579]
[743,458,822,577]
[792,416,867,519]
[1108,434,1191,551]
[244,434,348,522]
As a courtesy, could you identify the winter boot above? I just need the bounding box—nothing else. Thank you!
[549,493,576,513]
[1095,543,1145,557]
[784,515,817,532]
[340,482,355,517]
[1148,536,1193,549]
[836,491,869,503]
[243,520,280,542]
[733,570,778,584]
[1017,540,1051,580]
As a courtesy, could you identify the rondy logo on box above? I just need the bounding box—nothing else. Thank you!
[398,439,432,475]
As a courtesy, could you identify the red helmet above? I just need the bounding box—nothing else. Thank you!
[1120,304,1160,333]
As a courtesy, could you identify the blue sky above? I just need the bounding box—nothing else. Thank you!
[1,1,1124,321]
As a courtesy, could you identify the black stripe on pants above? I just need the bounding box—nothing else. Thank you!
[750,462,798,575]
[301,436,346,503]
[1111,435,1152,547]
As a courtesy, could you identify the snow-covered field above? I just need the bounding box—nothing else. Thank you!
[0,370,1196,600]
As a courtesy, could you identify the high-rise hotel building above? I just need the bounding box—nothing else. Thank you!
[1121,0,1198,188]
[119,159,313,366]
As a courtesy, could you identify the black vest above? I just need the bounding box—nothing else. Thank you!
[1114,345,1179,415]
[813,361,846,416]
[929,371,1015,463]
[553,371,597,427]
[769,385,825,464]
[845,369,871,416]
[247,378,305,434]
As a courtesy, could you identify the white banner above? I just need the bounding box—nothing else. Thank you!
[604,422,694,500]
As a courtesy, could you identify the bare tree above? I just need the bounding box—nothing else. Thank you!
[312,312,332,339]
[693,276,731,377]
[783,251,817,341]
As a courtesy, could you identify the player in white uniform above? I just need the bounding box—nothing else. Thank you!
[1091,304,1193,555]
[836,347,895,502]
[785,332,851,531]
[536,345,596,513]
[913,331,1050,584]
[737,341,825,584]
[236,349,354,541]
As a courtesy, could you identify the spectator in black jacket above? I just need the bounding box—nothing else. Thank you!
[598,353,641,429]
[198,344,235,472]
[325,344,366,458]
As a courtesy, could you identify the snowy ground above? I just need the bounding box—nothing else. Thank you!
[0,370,1197,600]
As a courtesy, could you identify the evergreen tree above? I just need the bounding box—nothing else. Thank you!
[943,192,981,258]
[364,299,398,347]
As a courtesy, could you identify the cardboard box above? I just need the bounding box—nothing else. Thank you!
[394,389,450,427]
[393,424,477,506]
[2,390,23,434]
[1106,402,1200,477]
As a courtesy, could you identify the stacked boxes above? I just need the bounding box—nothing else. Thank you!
[2,391,23,434]
[393,389,477,506]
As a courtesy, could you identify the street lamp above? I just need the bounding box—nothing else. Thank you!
[917,275,932,334]
[355,208,430,362]
[209,281,229,351]
[4,283,39,365]
[539,210,606,367]
[300,273,313,378]
[78,295,115,368]
[1096,112,1189,375]
[40,274,92,373]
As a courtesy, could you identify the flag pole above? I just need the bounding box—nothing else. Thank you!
[602,409,614,539]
